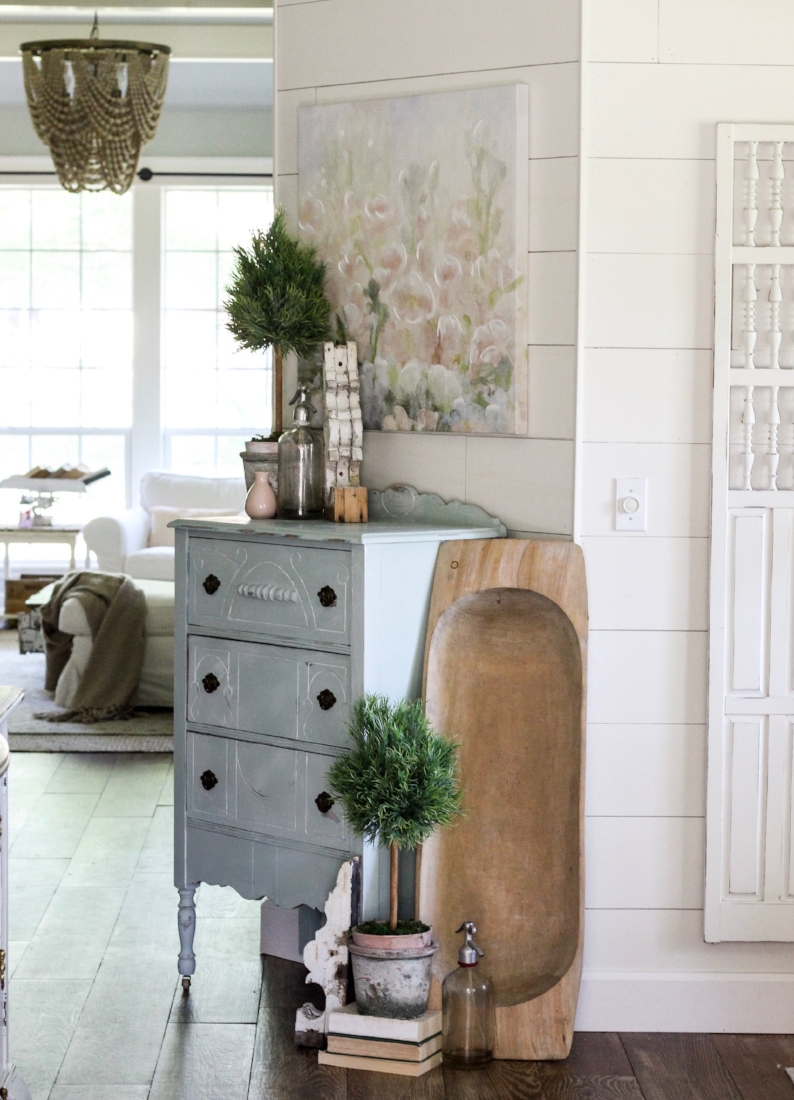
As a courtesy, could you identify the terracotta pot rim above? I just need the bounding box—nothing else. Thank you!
[242,441,279,454]
[351,926,433,951]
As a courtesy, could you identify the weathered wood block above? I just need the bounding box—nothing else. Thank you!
[326,486,368,524]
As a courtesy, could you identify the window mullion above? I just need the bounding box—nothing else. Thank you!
[131,184,163,506]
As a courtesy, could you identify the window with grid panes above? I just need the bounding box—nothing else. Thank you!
[0,183,274,533]
[162,187,275,477]
[0,188,132,526]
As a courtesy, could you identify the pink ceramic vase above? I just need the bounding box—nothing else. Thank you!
[245,470,277,519]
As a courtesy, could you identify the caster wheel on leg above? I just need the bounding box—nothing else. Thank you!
[182,977,191,993]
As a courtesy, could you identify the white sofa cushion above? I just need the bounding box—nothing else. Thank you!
[136,634,174,707]
[83,508,149,573]
[140,471,246,513]
[58,597,92,637]
[125,547,175,581]
[148,505,239,548]
[135,579,175,635]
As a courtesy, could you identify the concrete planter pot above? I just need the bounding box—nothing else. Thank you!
[240,441,278,495]
[348,935,438,1019]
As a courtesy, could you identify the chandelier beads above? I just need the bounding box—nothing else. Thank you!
[21,17,170,194]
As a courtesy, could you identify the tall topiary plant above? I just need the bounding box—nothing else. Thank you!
[225,208,331,435]
[327,694,464,933]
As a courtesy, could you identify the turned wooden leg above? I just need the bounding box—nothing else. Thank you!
[177,884,199,991]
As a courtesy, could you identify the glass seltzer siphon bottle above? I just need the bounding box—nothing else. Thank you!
[442,921,495,1068]
[277,386,324,519]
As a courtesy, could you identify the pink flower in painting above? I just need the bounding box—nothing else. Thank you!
[391,273,435,325]
[344,190,361,218]
[445,214,479,268]
[365,195,392,222]
[437,314,463,362]
[372,243,407,290]
[298,195,324,237]
[434,256,462,289]
[416,407,439,432]
[470,319,509,366]
[338,250,368,284]
[416,240,436,282]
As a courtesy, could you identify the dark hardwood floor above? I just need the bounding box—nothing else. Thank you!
[9,751,794,1099]
[259,956,794,1100]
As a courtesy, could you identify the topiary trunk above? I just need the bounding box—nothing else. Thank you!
[390,841,399,931]
[274,344,283,435]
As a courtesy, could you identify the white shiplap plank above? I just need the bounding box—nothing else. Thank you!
[585,254,714,350]
[588,63,794,160]
[528,345,576,440]
[277,0,580,90]
[275,174,298,224]
[465,436,574,535]
[360,432,467,502]
[585,816,705,909]
[528,251,578,345]
[582,536,709,630]
[660,0,794,65]
[278,87,316,176]
[582,348,712,444]
[588,630,708,725]
[587,0,658,62]
[586,724,707,817]
[586,158,715,255]
[529,157,579,252]
[580,442,711,537]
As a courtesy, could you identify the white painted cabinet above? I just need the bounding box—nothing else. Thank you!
[708,124,794,941]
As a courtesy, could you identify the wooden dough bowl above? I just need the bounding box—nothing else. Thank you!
[419,539,587,1060]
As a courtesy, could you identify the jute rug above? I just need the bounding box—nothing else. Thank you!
[0,629,173,751]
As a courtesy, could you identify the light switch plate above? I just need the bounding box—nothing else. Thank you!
[615,478,647,531]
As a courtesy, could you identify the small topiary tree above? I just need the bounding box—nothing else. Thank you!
[225,208,331,435]
[327,694,464,933]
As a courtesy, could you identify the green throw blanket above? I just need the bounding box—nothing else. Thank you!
[39,572,147,723]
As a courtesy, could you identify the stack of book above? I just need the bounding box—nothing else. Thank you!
[319,1003,443,1076]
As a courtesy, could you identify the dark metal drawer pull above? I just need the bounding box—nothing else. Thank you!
[317,585,337,608]
[315,791,335,814]
[200,770,218,791]
[317,689,337,711]
[202,672,220,694]
[203,574,221,595]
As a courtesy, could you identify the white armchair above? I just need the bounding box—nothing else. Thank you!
[83,471,246,581]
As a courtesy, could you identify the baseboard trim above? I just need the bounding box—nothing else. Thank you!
[576,971,794,1032]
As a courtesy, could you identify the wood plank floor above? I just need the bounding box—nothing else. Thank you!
[8,752,794,1099]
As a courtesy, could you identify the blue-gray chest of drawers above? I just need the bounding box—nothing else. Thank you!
[171,497,504,985]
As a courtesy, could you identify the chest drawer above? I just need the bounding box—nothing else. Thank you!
[188,537,351,646]
[187,635,350,748]
[188,731,352,852]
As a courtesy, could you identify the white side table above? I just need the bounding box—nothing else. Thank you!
[0,527,82,580]
[0,689,31,1100]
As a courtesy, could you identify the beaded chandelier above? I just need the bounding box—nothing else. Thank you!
[21,16,170,194]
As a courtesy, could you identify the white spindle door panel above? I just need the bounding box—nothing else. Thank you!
[727,718,765,897]
[708,123,794,942]
[729,511,768,694]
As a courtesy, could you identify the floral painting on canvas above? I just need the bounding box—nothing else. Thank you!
[298,85,528,434]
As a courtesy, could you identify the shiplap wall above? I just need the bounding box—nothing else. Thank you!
[276,0,794,1031]
[275,0,580,538]
[578,0,794,1031]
